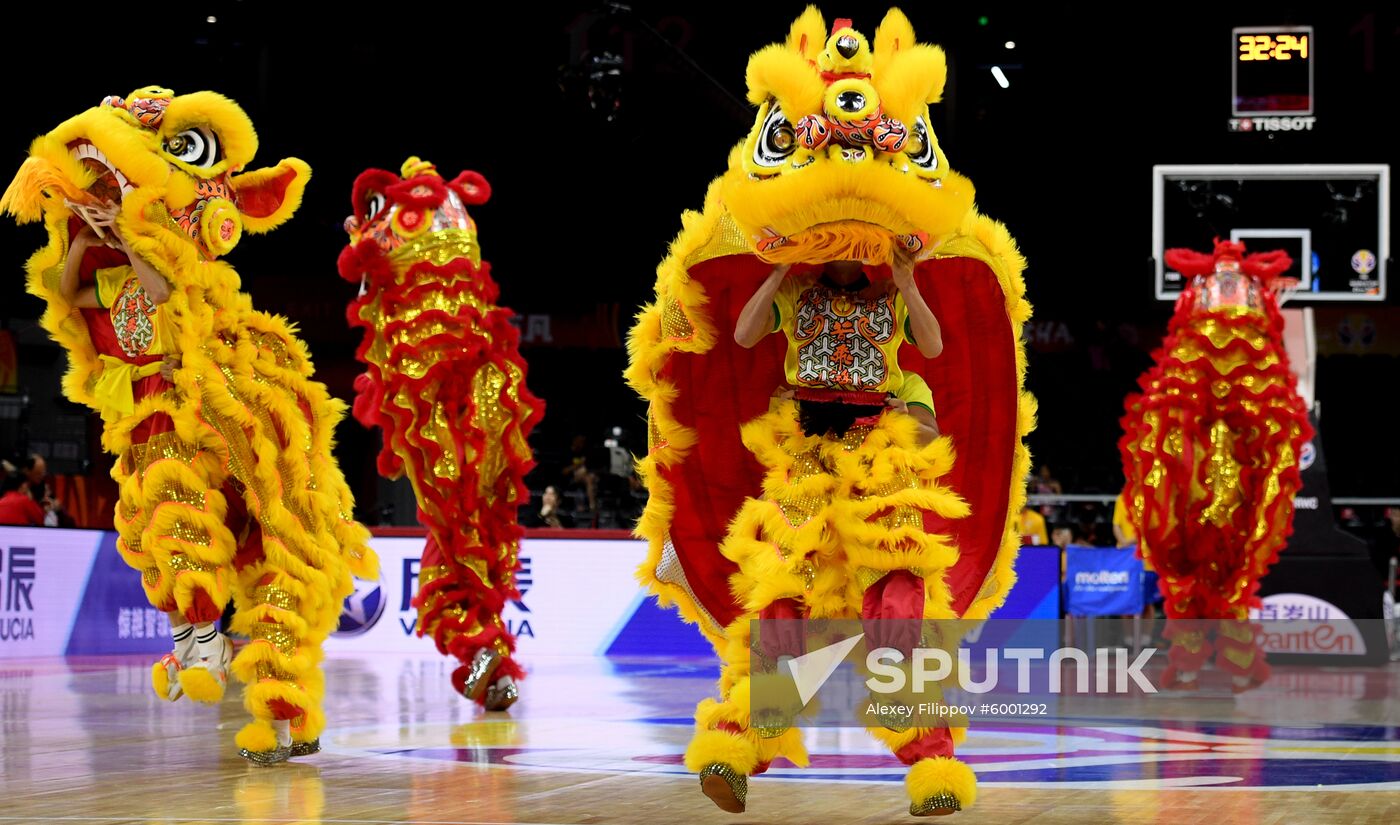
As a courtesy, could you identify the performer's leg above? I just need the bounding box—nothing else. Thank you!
[228,522,338,764]
[153,614,195,701]
[114,436,238,704]
[1214,610,1270,693]
[686,600,813,814]
[861,572,975,816]
[686,405,840,811]
[832,413,972,815]
[413,533,523,707]
[1159,581,1213,690]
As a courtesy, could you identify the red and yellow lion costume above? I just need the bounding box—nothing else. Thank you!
[2,87,375,760]
[627,8,1032,816]
[339,158,541,710]
[1120,239,1312,690]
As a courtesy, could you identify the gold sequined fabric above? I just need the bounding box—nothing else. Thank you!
[250,622,297,655]
[386,228,482,269]
[253,585,298,612]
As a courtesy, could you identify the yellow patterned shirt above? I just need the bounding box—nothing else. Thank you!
[771,272,915,394]
[94,266,170,359]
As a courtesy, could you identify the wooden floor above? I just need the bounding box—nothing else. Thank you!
[2,653,1398,824]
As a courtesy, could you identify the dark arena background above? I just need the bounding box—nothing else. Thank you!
[1,5,1398,824]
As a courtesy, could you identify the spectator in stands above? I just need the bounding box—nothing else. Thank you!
[1077,500,1108,546]
[1019,505,1049,545]
[0,473,48,526]
[1033,465,1063,524]
[539,485,573,529]
[1114,492,1157,647]
[1051,523,1074,580]
[561,434,599,515]
[18,452,69,527]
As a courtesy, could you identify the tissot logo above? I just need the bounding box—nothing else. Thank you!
[1228,116,1316,132]
[0,546,37,642]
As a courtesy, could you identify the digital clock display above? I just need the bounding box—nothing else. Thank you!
[1233,26,1314,116]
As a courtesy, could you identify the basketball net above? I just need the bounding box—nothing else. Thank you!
[1270,277,1302,307]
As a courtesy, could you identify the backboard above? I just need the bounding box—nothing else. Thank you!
[1152,164,1389,302]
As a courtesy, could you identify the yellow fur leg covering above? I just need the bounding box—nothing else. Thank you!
[686,729,761,776]
[227,549,346,743]
[906,756,978,809]
[698,669,811,769]
[235,719,280,754]
[178,664,227,704]
[151,660,175,701]
[113,440,239,621]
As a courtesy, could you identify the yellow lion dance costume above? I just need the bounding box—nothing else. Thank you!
[626,9,1032,816]
[2,87,376,764]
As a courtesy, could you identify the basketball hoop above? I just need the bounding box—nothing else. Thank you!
[1270,277,1301,307]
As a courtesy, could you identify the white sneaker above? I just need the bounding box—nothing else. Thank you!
[156,651,187,701]
[183,632,234,698]
[154,634,198,701]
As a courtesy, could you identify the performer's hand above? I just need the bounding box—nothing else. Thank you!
[886,395,910,415]
[768,262,793,282]
[773,387,796,401]
[159,355,181,382]
[106,220,133,252]
[87,201,120,233]
[890,246,916,290]
[71,223,102,251]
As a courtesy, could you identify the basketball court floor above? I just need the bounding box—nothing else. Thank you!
[2,652,1398,824]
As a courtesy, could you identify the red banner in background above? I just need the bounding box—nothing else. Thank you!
[517,304,625,350]
[0,330,16,393]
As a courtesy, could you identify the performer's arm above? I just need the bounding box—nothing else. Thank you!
[887,396,939,445]
[891,246,942,359]
[111,225,172,305]
[734,263,791,348]
[59,225,101,308]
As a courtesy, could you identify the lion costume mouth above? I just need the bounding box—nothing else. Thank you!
[69,140,135,204]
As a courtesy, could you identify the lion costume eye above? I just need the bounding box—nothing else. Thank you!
[363,192,387,223]
[753,103,797,168]
[164,127,220,168]
[907,117,937,171]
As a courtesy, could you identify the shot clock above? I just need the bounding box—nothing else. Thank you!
[1233,26,1314,117]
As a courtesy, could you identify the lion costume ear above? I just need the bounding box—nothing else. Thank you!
[449,171,491,205]
[786,5,826,59]
[873,8,916,76]
[232,158,311,233]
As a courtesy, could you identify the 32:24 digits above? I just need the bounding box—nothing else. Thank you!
[1238,34,1310,62]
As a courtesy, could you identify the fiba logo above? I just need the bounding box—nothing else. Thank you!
[1350,249,1377,278]
[1298,441,1316,472]
[335,575,386,637]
